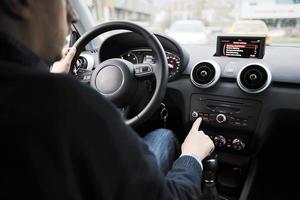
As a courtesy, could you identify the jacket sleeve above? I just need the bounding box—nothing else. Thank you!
[54,76,203,200]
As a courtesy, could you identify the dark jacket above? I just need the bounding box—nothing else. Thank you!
[0,33,202,200]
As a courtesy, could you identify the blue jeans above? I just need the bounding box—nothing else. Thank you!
[143,129,180,175]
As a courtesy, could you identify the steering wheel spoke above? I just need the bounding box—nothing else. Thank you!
[134,63,154,78]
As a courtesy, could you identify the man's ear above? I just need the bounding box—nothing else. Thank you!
[2,0,31,20]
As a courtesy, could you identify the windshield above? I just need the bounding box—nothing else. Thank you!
[84,0,300,46]
[169,21,205,32]
[232,23,268,33]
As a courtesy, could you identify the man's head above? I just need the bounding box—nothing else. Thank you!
[0,0,78,65]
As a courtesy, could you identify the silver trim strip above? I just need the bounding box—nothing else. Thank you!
[190,60,221,88]
[237,63,272,94]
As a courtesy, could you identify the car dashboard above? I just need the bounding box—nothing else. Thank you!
[76,31,300,199]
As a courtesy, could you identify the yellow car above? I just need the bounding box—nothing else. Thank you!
[229,20,271,44]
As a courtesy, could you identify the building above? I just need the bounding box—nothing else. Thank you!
[86,0,153,23]
[239,0,300,28]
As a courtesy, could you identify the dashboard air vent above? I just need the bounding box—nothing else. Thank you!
[190,60,221,88]
[237,63,272,94]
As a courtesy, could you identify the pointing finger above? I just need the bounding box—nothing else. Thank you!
[191,117,202,132]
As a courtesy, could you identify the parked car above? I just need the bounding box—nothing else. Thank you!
[165,20,208,44]
[228,19,271,43]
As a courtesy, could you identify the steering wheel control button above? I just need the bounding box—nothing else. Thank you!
[216,114,227,124]
[213,135,226,147]
[232,139,246,151]
[134,64,153,77]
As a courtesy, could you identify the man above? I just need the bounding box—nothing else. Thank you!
[0,0,214,199]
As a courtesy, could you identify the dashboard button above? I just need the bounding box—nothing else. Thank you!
[232,139,245,151]
[213,135,226,147]
[216,114,227,123]
[192,111,199,118]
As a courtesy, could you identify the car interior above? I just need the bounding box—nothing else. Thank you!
[68,0,300,199]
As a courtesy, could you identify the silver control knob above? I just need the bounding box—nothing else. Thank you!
[192,111,199,118]
[216,114,227,123]
[232,139,245,151]
[213,135,226,147]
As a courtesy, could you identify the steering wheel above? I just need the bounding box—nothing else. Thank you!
[71,21,168,127]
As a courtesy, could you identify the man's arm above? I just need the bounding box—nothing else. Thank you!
[54,78,214,200]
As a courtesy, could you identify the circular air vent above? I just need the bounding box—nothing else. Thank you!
[237,63,272,94]
[190,60,221,88]
[78,54,94,70]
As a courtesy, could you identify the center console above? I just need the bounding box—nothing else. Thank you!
[190,94,262,199]
[190,94,261,152]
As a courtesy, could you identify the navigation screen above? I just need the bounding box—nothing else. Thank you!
[215,36,266,59]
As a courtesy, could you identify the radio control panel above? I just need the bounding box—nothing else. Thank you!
[190,94,261,132]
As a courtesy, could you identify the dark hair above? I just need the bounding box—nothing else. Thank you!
[0,0,23,19]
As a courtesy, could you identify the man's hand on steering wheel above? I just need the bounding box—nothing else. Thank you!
[51,47,77,74]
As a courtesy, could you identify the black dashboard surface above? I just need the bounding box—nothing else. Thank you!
[77,31,300,199]
[88,32,300,155]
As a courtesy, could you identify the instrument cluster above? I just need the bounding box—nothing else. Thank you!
[120,49,182,81]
